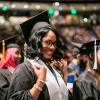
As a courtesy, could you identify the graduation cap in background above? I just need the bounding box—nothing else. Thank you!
[0,35,20,50]
[80,40,100,69]
[0,35,20,64]
[20,10,50,45]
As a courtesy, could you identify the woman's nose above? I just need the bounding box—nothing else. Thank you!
[18,54,21,58]
[49,45,56,50]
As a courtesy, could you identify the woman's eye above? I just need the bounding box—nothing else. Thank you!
[43,40,56,47]
[47,41,52,45]
[15,51,20,55]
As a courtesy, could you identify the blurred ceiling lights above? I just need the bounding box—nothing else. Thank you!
[54,2,60,6]
[0,1,100,11]
[0,16,28,24]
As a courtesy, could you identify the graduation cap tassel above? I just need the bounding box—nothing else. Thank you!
[1,40,6,64]
[93,40,97,69]
[24,43,27,61]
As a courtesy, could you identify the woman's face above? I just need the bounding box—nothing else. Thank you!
[13,48,21,65]
[41,30,57,60]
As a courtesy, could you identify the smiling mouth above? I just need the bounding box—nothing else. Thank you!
[47,51,54,55]
[48,52,53,55]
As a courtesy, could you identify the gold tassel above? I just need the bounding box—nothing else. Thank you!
[1,40,6,64]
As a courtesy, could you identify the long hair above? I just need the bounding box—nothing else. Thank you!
[25,27,62,59]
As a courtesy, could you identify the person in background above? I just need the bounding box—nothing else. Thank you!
[0,37,21,100]
[68,47,82,80]
[66,50,73,64]
[73,25,92,44]
[73,40,100,100]
[93,25,100,39]
[7,11,68,100]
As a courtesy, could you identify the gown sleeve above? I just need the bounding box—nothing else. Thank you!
[73,81,82,100]
[73,80,97,100]
[0,71,10,100]
[7,61,36,100]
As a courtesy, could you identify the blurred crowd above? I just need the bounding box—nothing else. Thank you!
[0,10,100,100]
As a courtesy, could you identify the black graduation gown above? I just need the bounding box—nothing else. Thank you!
[0,68,12,100]
[7,60,50,100]
[73,71,100,100]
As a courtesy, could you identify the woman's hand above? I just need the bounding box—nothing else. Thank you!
[56,59,67,74]
[51,59,67,74]
[30,66,47,100]
[51,59,68,84]
[33,65,47,81]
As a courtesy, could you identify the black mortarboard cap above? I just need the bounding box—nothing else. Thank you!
[20,10,50,45]
[0,35,20,52]
[0,35,21,64]
[80,40,100,69]
[80,40,100,55]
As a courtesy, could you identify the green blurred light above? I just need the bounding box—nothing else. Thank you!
[71,8,77,15]
[48,8,54,16]
[1,5,8,11]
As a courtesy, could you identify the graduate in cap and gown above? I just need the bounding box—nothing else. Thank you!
[73,40,100,100]
[0,35,21,100]
[7,11,68,100]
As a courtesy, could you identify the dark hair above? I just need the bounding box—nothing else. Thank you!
[25,27,62,59]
